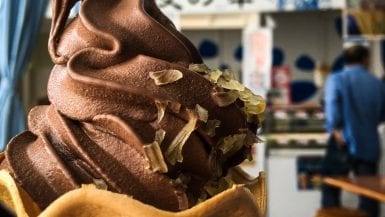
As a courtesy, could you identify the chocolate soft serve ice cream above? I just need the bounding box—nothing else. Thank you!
[0,0,265,212]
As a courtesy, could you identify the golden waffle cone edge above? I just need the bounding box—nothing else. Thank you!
[0,168,266,217]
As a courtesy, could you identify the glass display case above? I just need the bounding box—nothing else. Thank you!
[263,105,328,150]
[265,105,328,217]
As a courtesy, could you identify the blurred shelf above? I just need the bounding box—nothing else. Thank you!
[265,132,328,149]
[268,103,323,111]
[265,132,328,141]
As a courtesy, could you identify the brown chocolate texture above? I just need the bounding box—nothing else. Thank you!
[0,0,256,211]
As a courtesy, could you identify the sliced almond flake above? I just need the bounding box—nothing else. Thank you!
[203,74,211,82]
[165,114,198,165]
[189,64,210,74]
[243,130,262,146]
[217,78,245,92]
[245,100,266,115]
[208,149,223,178]
[222,69,235,81]
[149,69,183,86]
[218,134,247,155]
[204,177,235,197]
[203,181,220,197]
[155,101,167,123]
[195,104,208,123]
[205,69,222,83]
[155,129,166,144]
[144,141,168,173]
[237,131,262,161]
[239,91,265,124]
[248,95,265,104]
[197,191,208,204]
[238,89,253,101]
[206,119,221,137]
[212,90,238,107]
[172,174,191,190]
[93,179,108,190]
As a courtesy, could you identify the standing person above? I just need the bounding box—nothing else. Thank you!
[321,44,385,217]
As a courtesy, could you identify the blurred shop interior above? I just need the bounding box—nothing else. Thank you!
[12,0,385,216]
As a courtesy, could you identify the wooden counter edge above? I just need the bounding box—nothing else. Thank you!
[323,177,385,202]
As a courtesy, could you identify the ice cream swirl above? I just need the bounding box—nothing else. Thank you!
[0,0,261,211]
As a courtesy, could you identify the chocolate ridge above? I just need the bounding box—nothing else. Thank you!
[1,0,255,211]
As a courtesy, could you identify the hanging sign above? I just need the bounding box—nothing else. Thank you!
[242,28,273,98]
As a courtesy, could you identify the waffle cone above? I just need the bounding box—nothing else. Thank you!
[0,169,266,217]
[0,170,40,217]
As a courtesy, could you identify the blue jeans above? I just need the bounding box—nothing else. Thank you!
[321,157,379,217]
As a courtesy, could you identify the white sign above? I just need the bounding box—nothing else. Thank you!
[242,28,273,98]
[155,0,276,14]
[155,0,342,14]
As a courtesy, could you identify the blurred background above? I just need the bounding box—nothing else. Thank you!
[1,0,385,216]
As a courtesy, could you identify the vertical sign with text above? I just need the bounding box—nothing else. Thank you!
[242,28,273,98]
